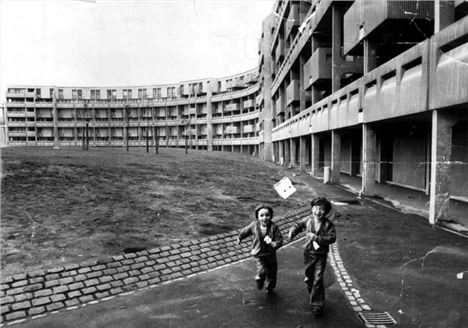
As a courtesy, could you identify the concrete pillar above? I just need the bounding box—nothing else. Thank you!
[435,0,455,33]
[363,39,378,74]
[429,110,457,224]
[300,136,307,171]
[331,5,344,92]
[362,124,377,195]
[311,134,320,176]
[299,55,306,113]
[331,130,341,184]
[284,139,291,166]
[290,138,297,167]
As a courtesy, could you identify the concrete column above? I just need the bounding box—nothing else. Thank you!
[331,130,341,184]
[278,140,284,165]
[362,124,377,195]
[290,138,297,167]
[52,89,58,148]
[299,55,306,113]
[434,0,455,33]
[284,139,291,166]
[429,110,457,224]
[311,134,320,176]
[300,136,307,171]
[363,39,378,74]
[331,5,344,92]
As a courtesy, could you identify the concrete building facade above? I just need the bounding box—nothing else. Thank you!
[4,0,468,223]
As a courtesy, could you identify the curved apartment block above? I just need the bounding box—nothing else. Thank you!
[4,69,260,154]
[3,0,468,223]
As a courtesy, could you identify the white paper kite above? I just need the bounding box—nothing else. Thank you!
[274,177,297,199]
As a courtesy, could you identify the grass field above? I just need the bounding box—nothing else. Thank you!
[1,146,315,275]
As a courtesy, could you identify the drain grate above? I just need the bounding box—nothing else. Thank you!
[358,311,397,326]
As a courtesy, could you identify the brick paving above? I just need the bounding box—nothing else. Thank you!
[0,207,310,325]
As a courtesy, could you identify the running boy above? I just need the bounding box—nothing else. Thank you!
[238,204,283,294]
[288,197,336,316]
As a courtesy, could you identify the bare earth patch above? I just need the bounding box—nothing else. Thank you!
[1,147,315,275]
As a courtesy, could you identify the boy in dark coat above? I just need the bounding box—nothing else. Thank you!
[288,197,336,316]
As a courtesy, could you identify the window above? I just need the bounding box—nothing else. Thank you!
[167,87,175,99]
[50,88,54,98]
[107,89,117,100]
[153,88,161,100]
[58,89,64,100]
[91,90,101,100]
[72,89,82,100]
[138,88,147,100]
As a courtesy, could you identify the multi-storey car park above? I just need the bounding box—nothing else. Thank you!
[3,0,468,224]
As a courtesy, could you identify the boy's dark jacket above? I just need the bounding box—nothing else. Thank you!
[238,221,283,257]
[289,216,336,256]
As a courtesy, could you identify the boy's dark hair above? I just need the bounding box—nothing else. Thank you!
[255,204,274,219]
[310,197,332,215]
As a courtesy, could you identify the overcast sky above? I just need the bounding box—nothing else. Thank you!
[0,0,275,98]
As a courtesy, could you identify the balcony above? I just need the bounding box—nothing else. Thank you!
[227,78,246,90]
[225,103,240,112]
[304,47,332,89]
[276,95,283,114]
[244,99,255,109]
[344,0,434,55]
[243,125,254,133]
[275,38,285,64]
[286,79,300,105]
[224,126,239,134]
[6,111,25,118]
[285,4,300,38]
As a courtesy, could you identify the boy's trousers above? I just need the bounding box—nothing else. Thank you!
[304,252,327,309]
[255,254,278,290]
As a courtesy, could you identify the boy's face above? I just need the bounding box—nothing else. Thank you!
[312,204,327,221]
[257,208,272,227]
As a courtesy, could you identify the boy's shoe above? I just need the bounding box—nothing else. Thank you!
[311,307,322,317]
[255,276,264,290]
[304,277,312,293]
[265,287,275,295]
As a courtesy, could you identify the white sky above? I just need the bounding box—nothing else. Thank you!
[0,0,275,99]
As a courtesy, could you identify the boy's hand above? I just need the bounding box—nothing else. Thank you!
[288,232,294,241]
[306,232,317,241]
[237,238,241,245]
[264,236,272,244]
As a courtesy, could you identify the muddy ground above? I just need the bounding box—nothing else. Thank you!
[1,147,316,276]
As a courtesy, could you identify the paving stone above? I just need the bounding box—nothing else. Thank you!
[103,268,118,275]
[141,267,154,274]
[45,273,60,280]
[28,306,46,316]
[29,277,45,284]
[0,296,14,305]
[5,311,27,321]
[124,253,137,259]
[110,281,124,288]
[2,276,13,284]
[59,277,74,285]
[134,256,148,263]
[107,262,122,269]
[11,280,28,288]
[34,289,53,298]
[53,285,69,294]
[109,287,124,295]
[68,282,85,291]
[121,259,135,265]
[47,267,65,274]
[82,287,97,295]
[131,263,145,270]
[95,291,110,299]
[44,279,61,288]
[96,283,111,291]
[61,270,78,277]
[78,267,91,274]
[95,258,113,265]
[50,294,66,302]
[123,277,138,285]
[12,300,31,311]
[91,264,106,271]
[86,271,102,279]
[14,293,32,302]
[46,302,65,311]
[6,287,24,296]
[67,291,82,299]
[128,270,141,277]
[65,299,80,307]
[113,273,129,280]
[136,281,149,288]
[24,283,43,292]
[12,273,27,281]
[32,297,51,307]
[116,265,131,273]
[74,274,87,282]
[98,276,113,283]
